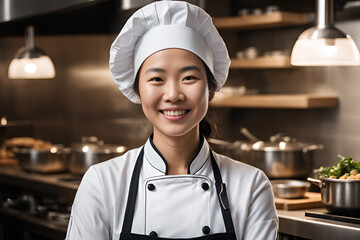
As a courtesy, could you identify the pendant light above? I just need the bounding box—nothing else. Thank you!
[8,26,56,79]
[291,0,360,66]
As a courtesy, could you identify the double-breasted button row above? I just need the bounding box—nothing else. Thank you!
[148,183,209,191]
[148,227,210,237]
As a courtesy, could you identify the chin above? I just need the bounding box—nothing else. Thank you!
[156,126,199,138]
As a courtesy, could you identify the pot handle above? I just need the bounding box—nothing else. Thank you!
[240,128,260,142]
[307,177,326,188]
[302,144,324,153]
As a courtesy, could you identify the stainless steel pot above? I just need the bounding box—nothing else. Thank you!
[14,146,70,173]
[308,177,360,216]
[68,137,127,175]
[249,138,323,178]
[209,131,323,179]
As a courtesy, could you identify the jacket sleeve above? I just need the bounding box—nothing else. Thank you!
[65,166,110,240]
[242,171,279,240]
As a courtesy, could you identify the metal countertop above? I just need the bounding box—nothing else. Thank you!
[278,208,360,239]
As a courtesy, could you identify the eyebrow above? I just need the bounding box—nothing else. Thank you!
[145,68,166,74]
[180,65,202,73]
[144,65,202,74]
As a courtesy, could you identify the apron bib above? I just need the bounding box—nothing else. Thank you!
[119,147,237,240]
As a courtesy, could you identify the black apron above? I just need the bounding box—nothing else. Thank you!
[119,147,237,240]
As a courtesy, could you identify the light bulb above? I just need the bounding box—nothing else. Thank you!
[24,63,37,74]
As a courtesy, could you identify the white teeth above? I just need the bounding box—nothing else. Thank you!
[163,110,186,116]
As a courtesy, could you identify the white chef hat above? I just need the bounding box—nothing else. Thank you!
[109,0,230,103]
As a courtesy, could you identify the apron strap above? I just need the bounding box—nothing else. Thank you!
[121,147,235,234]
[122,147,144,233]
[210,151,235,233]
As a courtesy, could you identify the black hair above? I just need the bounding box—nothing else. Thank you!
[133,60,217,138]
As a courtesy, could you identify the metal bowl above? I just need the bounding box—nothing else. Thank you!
[271,179,311,199]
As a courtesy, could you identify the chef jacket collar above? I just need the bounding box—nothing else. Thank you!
[144,134,209,175]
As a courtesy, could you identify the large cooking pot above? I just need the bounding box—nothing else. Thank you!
[14,146,70,173]
[209,131,323,179]
[246,134,323,178]
[68,136,127,175]
[308,177,360,216]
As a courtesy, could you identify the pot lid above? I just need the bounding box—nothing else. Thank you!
[71,136,127,153]
[250,133,321,152]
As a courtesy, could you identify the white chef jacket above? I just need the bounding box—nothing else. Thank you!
[65,136,278,240]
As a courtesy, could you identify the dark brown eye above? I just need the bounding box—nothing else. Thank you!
[150,77,163,82]
[183,76,197,81]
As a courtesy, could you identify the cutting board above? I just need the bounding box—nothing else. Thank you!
[274,192,323,210]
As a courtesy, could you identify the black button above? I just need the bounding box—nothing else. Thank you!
[202,226,210,234]
[148,183,155,191]
[201,182,209,191]
[149,231,158,237]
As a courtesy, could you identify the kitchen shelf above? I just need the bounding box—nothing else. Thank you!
[213,11,312,30]
[210,94,338,109]
[230,56,293,69]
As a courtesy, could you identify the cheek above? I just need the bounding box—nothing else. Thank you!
[139,84,160,112]
[190,83,209,111]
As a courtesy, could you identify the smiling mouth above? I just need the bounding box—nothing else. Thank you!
[161,110,189,116]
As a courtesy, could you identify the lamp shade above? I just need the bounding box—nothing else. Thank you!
[8,26,56,79]
[291,0,360,66]
[8,49,56,79]
[291,28,360,66]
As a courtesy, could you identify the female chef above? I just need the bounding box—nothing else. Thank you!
[65,1,278,240]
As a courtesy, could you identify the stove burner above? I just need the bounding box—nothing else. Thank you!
[305,210,360,225]
[1,193,71,226]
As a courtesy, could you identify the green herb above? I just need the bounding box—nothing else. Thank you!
[316,155,360,178]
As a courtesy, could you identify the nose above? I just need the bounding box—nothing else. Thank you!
[163,81,185,102]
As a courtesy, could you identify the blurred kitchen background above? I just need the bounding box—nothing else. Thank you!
[2,1,360,239]
[1,0,360,168]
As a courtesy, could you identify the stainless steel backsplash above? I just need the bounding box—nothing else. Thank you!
[1,19,360,168]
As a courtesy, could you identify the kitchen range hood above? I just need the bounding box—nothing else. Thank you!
[0,0,107,23]
[0,0,153,24]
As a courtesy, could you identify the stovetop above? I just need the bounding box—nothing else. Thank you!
[1,192,71,227]
[305,209,360,225]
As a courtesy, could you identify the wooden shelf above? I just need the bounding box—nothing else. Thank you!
[213,11,312,30]
[210,94,338,109]
[230,56,293,69]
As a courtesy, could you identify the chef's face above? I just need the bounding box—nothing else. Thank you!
[138,48,209,138]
